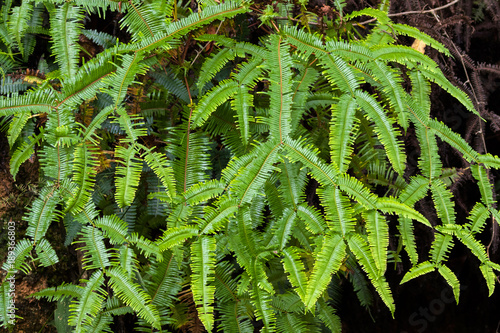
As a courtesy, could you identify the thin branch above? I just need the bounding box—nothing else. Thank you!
[360,0,461,25]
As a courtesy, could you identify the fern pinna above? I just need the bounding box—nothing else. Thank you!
[0,0,499,332]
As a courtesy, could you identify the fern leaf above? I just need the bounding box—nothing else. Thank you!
[183,179,225,205]
[437,265,460,303]
[304,233,346,310]
[377,197,430,227]
[479,264,496,296]
[94,215,129,245]
[430,232,454,264]
[9,130,43,180]
[267,34,294,141]
[418,67,478,116]
[466,202,490,234]
[398,218,418,265]
[75,226,112,270]
[398,175,429,206]
[316,298,342,333]
[50,3,83,78]
[454,228,488,263]
[198,47,236,92]
[296,204,327,234]
[282,247,308,301]
[347,234,395,315]
[337,173,377,210]
[230,140,281,205]
[157,226,199,251]
[330,94,358,173]
[284,137,339,186]
[400,261,435,284]
[106,267,160,329]
[430,179,456,225]
[115,144,143,208]
[136,1,248,53]
[191,235,216,332]
[354,90,405,174]
[8,1,33,58]
[198,197,238,234]
[25,184,61,244]
[415,125,442,179]
[35,238,59,267]
[365,210,388,275]
[429,119,478,162]
[192,79,238,128]
[104,52,148,107]
[471,164,494,207]
[142,148,177,201]
[65,143,98,214]
[69,270,107,331]
[318,186,356,236]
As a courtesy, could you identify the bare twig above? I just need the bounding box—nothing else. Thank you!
[360,0,461,25]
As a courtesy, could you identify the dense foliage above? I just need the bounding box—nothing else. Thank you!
[1,0,500,332]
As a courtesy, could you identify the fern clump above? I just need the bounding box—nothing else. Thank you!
[0,0,499,332]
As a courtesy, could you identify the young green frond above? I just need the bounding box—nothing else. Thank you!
[191,235,217,332]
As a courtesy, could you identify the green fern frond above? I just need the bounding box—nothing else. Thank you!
[347,234,395,315]
[49,3,84,78]
[192,80,238,128]
[230,140,281,205]
[115,144,143,208]
[354,90,405,174]
[81,29,117,49]
[0,88,56,117]
[316,298,342,333]
[466,202,490,234]
[479,264,496,296]
[198,47,236,92]
[65,143,99,214]
[437,265,460,303]
[9,130,43,180]
[69,270,107,331]
[430,180,456,225]
[430,232,454,264]
[157,226,199,251]
[296,204,327,234]
[454,228,488,263]
[31,283,82,302]
[267,34,294,141]
[8,1,33,57]
[330,94,358,173]
[142,147,177,200]
[25,184,61,245]
[284,137,339,186]
[400,261,435,284]
[398,218,419,265]
[471,164,494,207]
[318,186,356,236]
[391,23,449,55]
[304,233,346,310]
[282,247,308,301]
[135,1,248,53]
[75,226,112,270]
[106,266,160,329]
[94,215,129,245]
[377,197,430,227]
[191,235,216,332]
[365,210,388,275]
[35,238,59,267]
